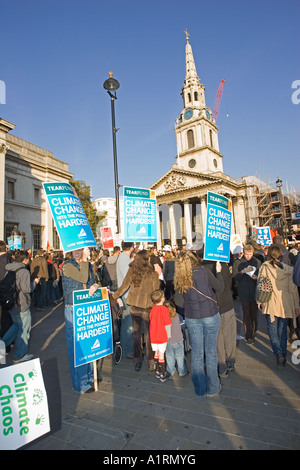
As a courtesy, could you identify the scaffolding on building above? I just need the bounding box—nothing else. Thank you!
[256,183,294,236]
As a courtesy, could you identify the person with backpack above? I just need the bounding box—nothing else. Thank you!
[0,240,13,338]
[1,250,39,363]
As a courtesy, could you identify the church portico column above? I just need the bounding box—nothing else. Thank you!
[200,196,207,237]
[184,199,192,245]
[233,196,247,243]
[168,203,177,248]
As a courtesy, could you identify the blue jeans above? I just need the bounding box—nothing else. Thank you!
[165,341,187,376]
[2,307,31,360]
[64,305,94,393]
[185,313,221,397]
[265,315,288,357]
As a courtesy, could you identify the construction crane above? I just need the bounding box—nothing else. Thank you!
[212,79,225,123]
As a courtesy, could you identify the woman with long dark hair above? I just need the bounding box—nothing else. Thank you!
[258,245,299,369]
[113,250,160,371]
[174,250,224,397]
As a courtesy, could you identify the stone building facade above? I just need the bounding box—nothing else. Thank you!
[0,118,72,250]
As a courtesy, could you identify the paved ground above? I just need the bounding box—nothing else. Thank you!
[3,299,300,451]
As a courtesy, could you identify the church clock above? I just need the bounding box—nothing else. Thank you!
[184,109,193,120]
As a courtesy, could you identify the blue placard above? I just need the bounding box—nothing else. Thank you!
[204,191,232,262]
[7,235,22,250]
[43,182,97,253]
[123,186,157,242]
[252,226,272,246]
[73,288,113,367]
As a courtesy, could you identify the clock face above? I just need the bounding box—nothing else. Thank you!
[184,109,193,120]
[205,109,210,119]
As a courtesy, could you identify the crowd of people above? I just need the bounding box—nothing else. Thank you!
[0,234,299,398]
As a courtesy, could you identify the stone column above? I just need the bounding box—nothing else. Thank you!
[200,195,207,237]
[168,203,177,248]
[184,199,192,245]
[234,196,247,243]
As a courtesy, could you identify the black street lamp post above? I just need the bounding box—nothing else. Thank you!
[103,72,120,234]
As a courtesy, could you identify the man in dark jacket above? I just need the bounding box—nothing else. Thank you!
[232,244,261,344]
[2,250,39,363]
[30,248,48,310]
[202,260,236,378]
[0,240,13,339]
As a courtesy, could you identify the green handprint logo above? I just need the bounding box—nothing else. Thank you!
[32,388,44,405]
[28,369,38,380]
[35,415,45,425]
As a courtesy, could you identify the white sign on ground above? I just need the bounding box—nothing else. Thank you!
[0,358,50,450]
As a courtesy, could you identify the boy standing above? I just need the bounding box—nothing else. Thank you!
[149,290,172,382]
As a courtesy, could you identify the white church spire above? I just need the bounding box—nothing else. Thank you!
[182,30,206,110]
[175,32,223,174]
[184,29,198,82]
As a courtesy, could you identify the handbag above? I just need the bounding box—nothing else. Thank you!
[192,287,218,304]
[255,276,273,303]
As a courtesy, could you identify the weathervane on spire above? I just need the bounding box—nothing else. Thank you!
[184,29,190,43]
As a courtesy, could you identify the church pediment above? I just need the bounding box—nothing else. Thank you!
[150,167,222,196]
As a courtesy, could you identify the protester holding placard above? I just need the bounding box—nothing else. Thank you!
[202,254,236,374]
[61,247,99,393]
[232,244,261,345]
[174,251,224,398]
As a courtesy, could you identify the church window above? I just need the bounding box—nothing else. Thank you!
[188,158,196,168]
[209,129,213,148]
[187,93,191,102]
[194,92,198,101]
[187,129,194,149]
[7,180,15,199]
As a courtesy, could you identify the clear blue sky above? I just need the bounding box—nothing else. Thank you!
[1,0,299,199]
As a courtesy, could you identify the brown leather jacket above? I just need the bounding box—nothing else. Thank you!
[30,255,49,280]
[113,265,160,310]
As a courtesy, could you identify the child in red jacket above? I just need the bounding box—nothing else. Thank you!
[149,289,172,382]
